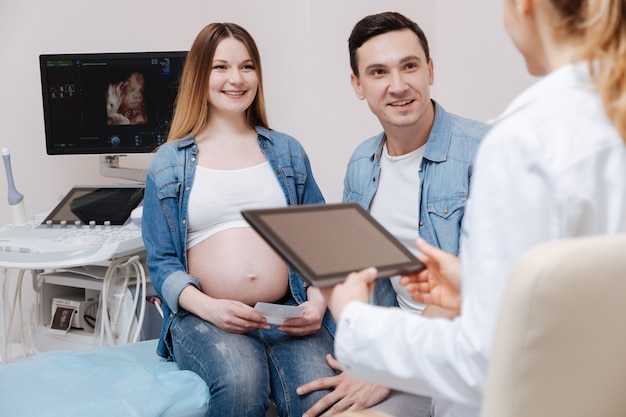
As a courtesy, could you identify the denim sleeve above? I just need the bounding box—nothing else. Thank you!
[294,147,324,296]
[142,168,198,314]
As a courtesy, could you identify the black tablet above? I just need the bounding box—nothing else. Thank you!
[242,202,425,287]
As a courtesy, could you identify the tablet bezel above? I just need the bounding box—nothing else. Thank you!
[242,202,425,287]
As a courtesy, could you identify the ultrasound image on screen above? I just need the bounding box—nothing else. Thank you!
[106,72,148,126]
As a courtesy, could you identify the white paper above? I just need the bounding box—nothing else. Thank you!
[253,302,305,325]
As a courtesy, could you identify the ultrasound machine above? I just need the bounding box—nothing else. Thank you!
[0,48,217,417]
[0,51,187,361]
[0,184,145,269]
[0,50,187,269]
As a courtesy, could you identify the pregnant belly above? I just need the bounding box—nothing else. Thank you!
[187,227,290,305]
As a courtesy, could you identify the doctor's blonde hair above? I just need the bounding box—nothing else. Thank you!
[553,0,626,141]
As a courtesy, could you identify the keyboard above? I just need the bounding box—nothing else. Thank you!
[0,222,144,269]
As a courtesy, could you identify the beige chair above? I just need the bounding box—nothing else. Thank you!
[481,234,626,417]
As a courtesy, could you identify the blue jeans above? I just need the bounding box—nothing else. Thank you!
[170,304,336,417]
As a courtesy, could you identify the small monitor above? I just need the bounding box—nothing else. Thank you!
[43,185,144,226]
[39,51,187,155]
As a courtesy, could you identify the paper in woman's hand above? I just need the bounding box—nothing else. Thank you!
[254,302,305,325]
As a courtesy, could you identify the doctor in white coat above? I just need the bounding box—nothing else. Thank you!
[321,0,626,416]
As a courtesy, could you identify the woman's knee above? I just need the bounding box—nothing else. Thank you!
[170,315,269,393]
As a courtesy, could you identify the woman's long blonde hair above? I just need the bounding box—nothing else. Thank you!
[167,22,269,142]
[553,0,626,142]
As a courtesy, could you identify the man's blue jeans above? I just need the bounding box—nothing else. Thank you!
[170,306,336,417]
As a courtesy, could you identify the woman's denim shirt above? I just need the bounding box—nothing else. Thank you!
[142,126,332,358]
[343,101,490,306]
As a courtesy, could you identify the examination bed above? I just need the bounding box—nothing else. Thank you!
[0,339,210,417]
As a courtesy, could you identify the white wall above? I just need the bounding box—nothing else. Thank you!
[0,0,535,226]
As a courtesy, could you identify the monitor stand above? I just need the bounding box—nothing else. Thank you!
[100,155,146,183]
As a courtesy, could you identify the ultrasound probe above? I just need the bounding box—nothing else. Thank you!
[2,148,27,225]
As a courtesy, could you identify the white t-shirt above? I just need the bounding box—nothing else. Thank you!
[370,142,426,313]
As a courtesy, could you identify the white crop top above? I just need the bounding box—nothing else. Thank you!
[186,161,286,248]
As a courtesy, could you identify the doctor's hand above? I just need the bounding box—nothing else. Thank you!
[297,354,390,417]
[399,238,462,313]
[319,267,377,322]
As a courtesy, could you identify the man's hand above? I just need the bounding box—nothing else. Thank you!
[400,238,462,313]
[297,354,390,417]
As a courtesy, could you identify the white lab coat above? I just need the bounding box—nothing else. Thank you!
[334,62,626,417]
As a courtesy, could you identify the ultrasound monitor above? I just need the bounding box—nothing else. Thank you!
[39,51,187,155]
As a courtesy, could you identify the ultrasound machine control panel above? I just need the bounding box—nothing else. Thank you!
[0,185,145,269]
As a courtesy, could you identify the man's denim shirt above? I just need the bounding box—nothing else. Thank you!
[142,126,333,359]
[343,101,490,307]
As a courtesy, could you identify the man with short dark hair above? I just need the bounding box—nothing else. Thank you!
[297,12,489,417]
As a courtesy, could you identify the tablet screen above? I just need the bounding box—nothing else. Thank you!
[242,203,424,287]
